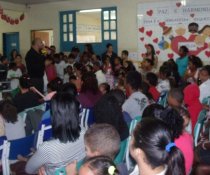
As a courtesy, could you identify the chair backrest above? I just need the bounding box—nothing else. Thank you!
[1,140,10,175]
[54,167,67,175]
[80,108,95,129]
[157,91,168,107]
[194,110,207,146]
[36,124,52,149]
[125,116,142,171]
[9,134,35,160]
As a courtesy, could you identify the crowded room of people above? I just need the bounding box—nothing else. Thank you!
[0,0,210,174]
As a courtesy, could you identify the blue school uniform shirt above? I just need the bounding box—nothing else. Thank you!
[176,56,188,77]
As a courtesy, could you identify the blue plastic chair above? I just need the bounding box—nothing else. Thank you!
[157,91,168,107]
[9,134,35,160]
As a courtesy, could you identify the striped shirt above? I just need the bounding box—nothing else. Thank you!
[25,129,86,175]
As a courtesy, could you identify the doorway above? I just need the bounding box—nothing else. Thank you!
[3,32,20,60]
[31,29,54,47]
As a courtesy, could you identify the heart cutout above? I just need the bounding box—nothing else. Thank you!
[171,35,208,56]
[159,21,166,28]
[205,51,210,57]
[156,50,160,55]
[140,37,144,41]
[153,38,158,43]
[176,2,181,7]
[168,53,174,59]
[146,30,153,37]
[139,27,145,33]
[146,10,153,16]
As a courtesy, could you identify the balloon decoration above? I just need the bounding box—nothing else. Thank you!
[0,4,25,25]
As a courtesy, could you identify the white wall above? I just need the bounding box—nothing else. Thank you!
[0,0,174,58]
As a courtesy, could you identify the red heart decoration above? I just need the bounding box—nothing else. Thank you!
[159,21,166,28]
[0,9,3,15]
[10,19,14,25]
[168,53,174,59]
[153,38,158,43]
[15,19,19,24]
[1,14,6,20]
[140,37,144,41]
[139,27,145,33]
[156,50,160,55]
[6,16,10,23]
[205,51,210,58]
[176,2,181,7]
[171,35,208,56]
[146,10,153,16]
[20,13,24,21]
[146,30,153,37]
[190,13,195,18]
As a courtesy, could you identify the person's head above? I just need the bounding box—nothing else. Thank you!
[50,45,56,54]
[121,50,129,60]
[14,54,23,64]
[47,78,63,93]
[199,65,210,83]
[126,71,142,95]
[159,107,184,139]
[146,44,155,56]
[103,56,110,65]
[159,65,171,80]
[178,46,189,57]
[86,65,93,72]
[85,44,94,54]
[188,22,199,33]
[141,59,154,71]
[188,55,203,71]
[71,46,80,56]
[179,106,190,128]
[109,89,126,107]
[167,88,184,109]
[10,49,18,60]
[99,83,110,95]
[50,93,80,143]
[146,72,158,87]
[68,53,76,64]
[130,118,185,175]
[84,124,120,159]
[106,43,113,53]
[61,83,77,97]
[93,94,129,141]
[45,57,54,67]
[19,74,31,90]
[79,156,119,175]
[53,53,61,64]
[0,100,18,123]
[0,56,8,65]
[114,57,121,65]
[32,38,44,51]
[123,61,136,72]
[93,61,101,72]
[141,81,153,101]
[9,62,17,71]
[142,104,164,119]
[66,65,73,75]
[81,72,99,94]
[69,74,77,84]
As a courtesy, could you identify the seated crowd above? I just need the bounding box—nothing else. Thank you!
[0,40,210,175]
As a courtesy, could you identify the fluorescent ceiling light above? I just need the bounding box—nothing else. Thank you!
[79,9,102,13]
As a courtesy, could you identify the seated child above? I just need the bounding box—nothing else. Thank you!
[99,83,110,95]
[14,54,26,74]
[45,57,57,82]
[64,65,74,83]
[146,72,160,101]
[167,88,184,110]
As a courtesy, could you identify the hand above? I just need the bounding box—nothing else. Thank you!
[66,160,77,175]
[38,167,46,175]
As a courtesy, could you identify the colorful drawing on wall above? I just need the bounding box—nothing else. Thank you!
[137,0,210,63]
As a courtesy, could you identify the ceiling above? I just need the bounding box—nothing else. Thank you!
[0,0,71,5]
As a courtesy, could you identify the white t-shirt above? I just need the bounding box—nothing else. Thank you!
[156,79,170,94]
[199,79,210,103]
[95,70,106,85]
[122,91,149,119]
[55,61,66,79]
[4,115,25,140]
[63,73,69,83]
[7,68,22,90]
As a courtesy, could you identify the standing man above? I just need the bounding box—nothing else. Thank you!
[25,38,45,93]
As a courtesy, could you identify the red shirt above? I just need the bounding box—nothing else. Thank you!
[45,64,57,82]
[149,86,160,101]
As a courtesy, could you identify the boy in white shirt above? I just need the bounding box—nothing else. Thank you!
[7,62,22,90]
[93,61,106,85]
[122,71,149,119]
[199,65,210,103]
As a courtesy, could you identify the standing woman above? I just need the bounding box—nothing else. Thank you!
[130,118,185,175]
[10,49,18,62]
[143,44,158,68]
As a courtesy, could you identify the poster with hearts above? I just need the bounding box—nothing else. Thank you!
[137,0,210,65]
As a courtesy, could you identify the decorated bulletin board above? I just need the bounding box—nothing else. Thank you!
[137,0,210,63]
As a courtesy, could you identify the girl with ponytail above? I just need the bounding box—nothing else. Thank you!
[130,118,185,175]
